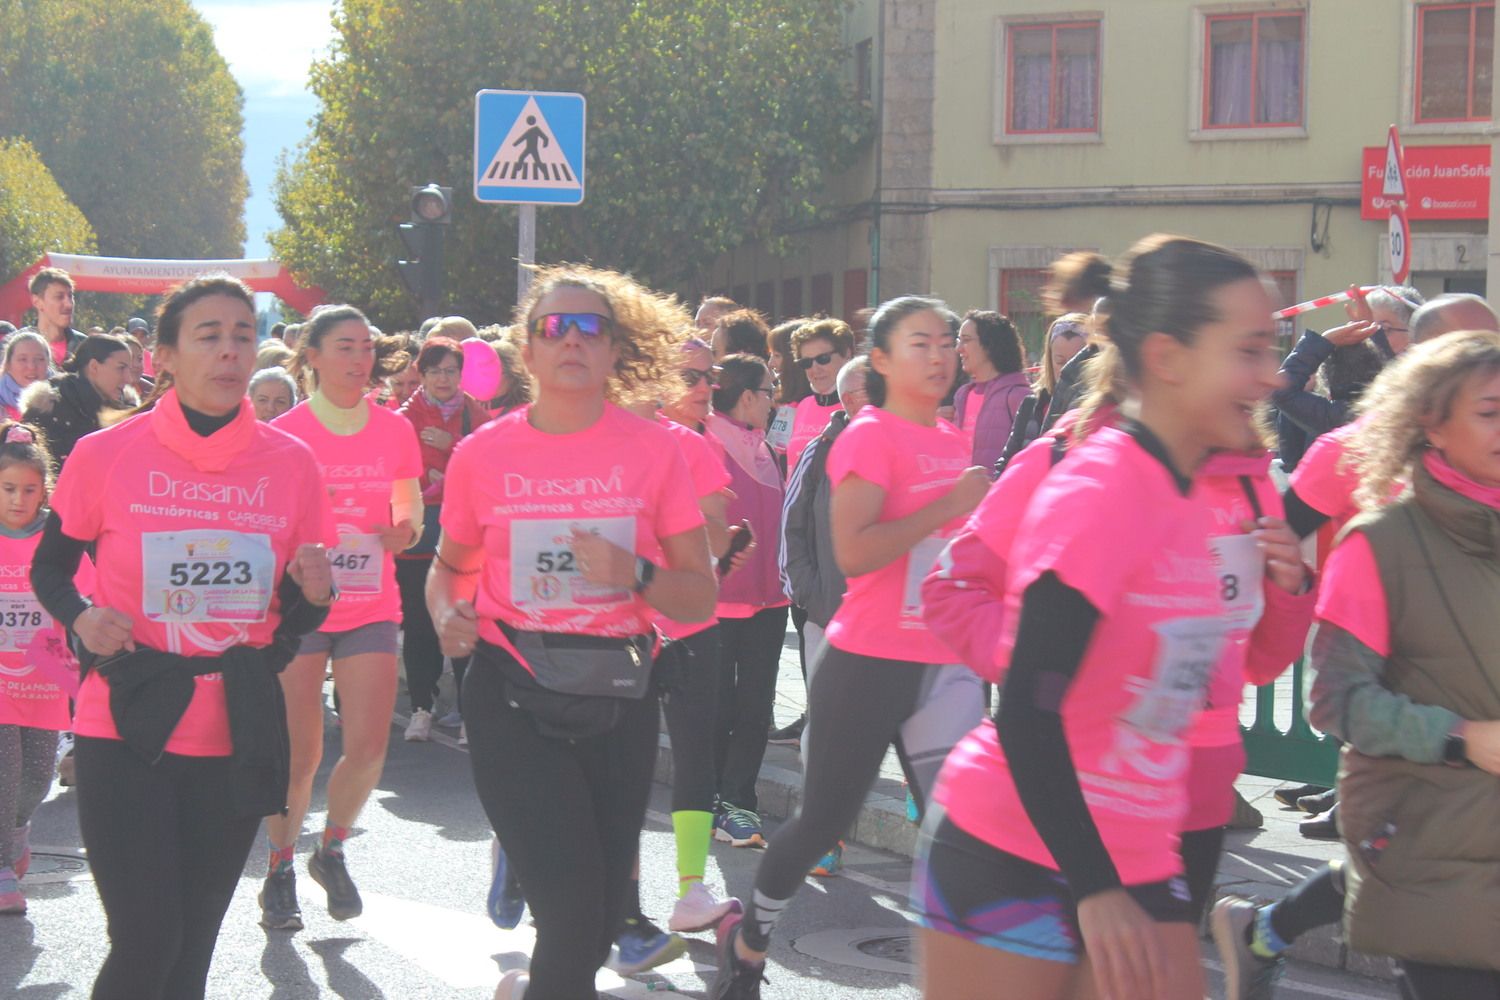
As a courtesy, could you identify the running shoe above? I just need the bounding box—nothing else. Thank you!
[487,836,526,930]
[1299,804,1339,841]
[309,848,363,920]
[714,804,765,848]
[1272,783,1328,809]
[668,882,740,933]
[258,867,303,930]
[404,708,433,742]
[710,912,767,1000]
[608,916,687,974]
[767,715,805,746]
[1296,788,1337,815]
[811,841,844,877]
[0,868,23,915]
[56,751,75,787]
[438,710,464,728]
[905,787,919,824]
[492,969,529,999]
[1211,896,1284,1000]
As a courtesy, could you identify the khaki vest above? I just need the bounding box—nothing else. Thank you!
[1338,466,1500,968]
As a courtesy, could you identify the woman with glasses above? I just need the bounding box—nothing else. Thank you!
[428,265,715,1000]
[705,354,791,851]
[396,337,493,744]
[786,320,855,473]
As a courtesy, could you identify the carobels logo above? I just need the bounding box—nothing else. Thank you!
[505,466,625,498]
[149,472,269,508]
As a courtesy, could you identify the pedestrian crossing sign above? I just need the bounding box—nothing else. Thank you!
[473,90,587,206]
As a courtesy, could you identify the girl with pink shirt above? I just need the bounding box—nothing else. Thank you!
[427,265,716,1000]
[32,275,336,999]
[0,332,50,422]
[913,236,1284,1000]
[713,295,991,1000]
[265,305,423,930]
[0,423,93,915]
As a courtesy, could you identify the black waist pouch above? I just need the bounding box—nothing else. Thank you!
[492,626,654,740]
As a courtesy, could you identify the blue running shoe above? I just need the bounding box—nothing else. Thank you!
[608,916,687,974]
[488,836,526,929]
[811,841,843,877]
[713,803,766,848]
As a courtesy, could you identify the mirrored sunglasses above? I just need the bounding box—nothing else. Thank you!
[528,312,612,340]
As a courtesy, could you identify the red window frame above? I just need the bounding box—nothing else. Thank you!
[1004,20,1102,136]
[1415,1,1496,123]
[1201,10,1305,130]
[998,267,1051,358]
[781,277,803,320]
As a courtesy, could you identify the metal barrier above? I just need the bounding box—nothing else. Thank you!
[1240,657,1340,787]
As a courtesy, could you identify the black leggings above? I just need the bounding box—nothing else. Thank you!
[1399,961,1500,999]
[714,606,790,811]
[74,736,260,1000]
[397,556,469,714]
[661,626,720,814]
[464,647,660,1000]
[1179,825,1227,925]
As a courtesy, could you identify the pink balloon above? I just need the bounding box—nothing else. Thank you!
[460,338,503,400]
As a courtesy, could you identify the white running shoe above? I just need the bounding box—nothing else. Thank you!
[493,969,528,999]
[404,708,433,742]
[668,881,741,933]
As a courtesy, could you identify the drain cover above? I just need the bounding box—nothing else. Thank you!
[24,852,90,884]
[855,934,913,964]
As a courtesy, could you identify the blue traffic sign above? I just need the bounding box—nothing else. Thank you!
[473,90,586,206]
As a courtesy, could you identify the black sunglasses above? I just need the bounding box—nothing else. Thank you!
[680,368,718,388]
[795,351,837,370]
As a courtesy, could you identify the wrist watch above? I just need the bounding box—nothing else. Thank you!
[1443,730,1468,768]
[632,557,657,594]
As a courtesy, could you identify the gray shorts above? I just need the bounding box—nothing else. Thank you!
[297,620,400,660]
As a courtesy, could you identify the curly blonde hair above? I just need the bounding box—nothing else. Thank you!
[1351,329,1500,509]
[510,264,689,408]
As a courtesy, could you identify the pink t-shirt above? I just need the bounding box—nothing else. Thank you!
[58,409,337,756]
[787,397,840,475]
[441,404,705,646]
[274,402,423,632]
[935,426,1227,886]
[1314,532,1389,656]
[0,529,94,730]
[823,407,970,664]
[1290,419,1364,536]
[657,415,732,641]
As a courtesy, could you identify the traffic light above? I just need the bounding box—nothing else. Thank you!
[395,184,452,319]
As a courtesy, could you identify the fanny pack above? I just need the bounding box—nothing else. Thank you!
[493,624,655,740]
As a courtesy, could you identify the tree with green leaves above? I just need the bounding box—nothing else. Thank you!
[0,137,98,282]
[272,0,871,327]
[0,0,247,261]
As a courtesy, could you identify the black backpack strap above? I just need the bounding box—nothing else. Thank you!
[1050,434,1069,467]
[1239,475,1265,521]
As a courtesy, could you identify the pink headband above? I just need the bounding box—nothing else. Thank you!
[3,426,34,445]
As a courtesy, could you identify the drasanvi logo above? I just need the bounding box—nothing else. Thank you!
[325,457,389,481]
[505,466,626,498]
[916,454,968,475]
[148,471,270,509]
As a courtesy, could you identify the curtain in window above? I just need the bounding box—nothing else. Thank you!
[1256,18,1302,123]
[1209,32,1252,125]
[1011,33,1053,131]
[1055,27,1098,130]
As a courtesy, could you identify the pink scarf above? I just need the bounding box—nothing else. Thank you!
[706,412,781,490]
[150,388,258,472]
[1424,449,1500,511]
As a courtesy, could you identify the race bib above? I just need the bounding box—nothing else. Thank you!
[1210,533,1265,631]
[142,530,276,624]
[0,592,52,654]
[330,532,383,594]
[902,535,948,621]
[767,407,795,453]
[510,517,636,611]
[1123,616,1226,743]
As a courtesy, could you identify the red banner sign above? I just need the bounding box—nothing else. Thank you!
[1361,144,1490,220]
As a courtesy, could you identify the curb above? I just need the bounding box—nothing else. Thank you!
[653,733,1396,984]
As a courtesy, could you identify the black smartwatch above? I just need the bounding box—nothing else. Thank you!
[1443,730,1469,768]
[632,557,657,594]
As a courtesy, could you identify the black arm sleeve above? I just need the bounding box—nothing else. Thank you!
[30,511,91,629]
[995,571,1120,901]
[1283,486,1329,540]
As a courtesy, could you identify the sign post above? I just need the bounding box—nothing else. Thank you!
[1383,125,1412,285]
[473,89,587,304]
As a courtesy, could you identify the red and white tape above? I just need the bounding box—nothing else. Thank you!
[1273,286,1381,321]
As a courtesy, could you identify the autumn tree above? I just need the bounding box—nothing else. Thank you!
[272,0,871,327]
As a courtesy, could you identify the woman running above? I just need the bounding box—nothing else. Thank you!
[0,423,92,915]
[396,336,492,744]
[263,305,423,930]
[0,332,51,422]
[913,236,1279,1000]
[713,295,990,999]
[1300,330,1500,999]
[31,274,336,1000]
[428,264,716,1000]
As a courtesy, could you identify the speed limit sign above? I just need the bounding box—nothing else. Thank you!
[1388,209,1411,285]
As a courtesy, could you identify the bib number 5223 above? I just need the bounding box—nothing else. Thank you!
[167,560,254,587]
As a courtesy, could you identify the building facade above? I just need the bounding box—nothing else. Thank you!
[701,0,1495,353]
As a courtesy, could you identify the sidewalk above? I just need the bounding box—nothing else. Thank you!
[649,624,1397,984]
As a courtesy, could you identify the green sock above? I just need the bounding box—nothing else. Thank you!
[672,810,714,897]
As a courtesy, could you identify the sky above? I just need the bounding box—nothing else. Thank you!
[192,1,336,259]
